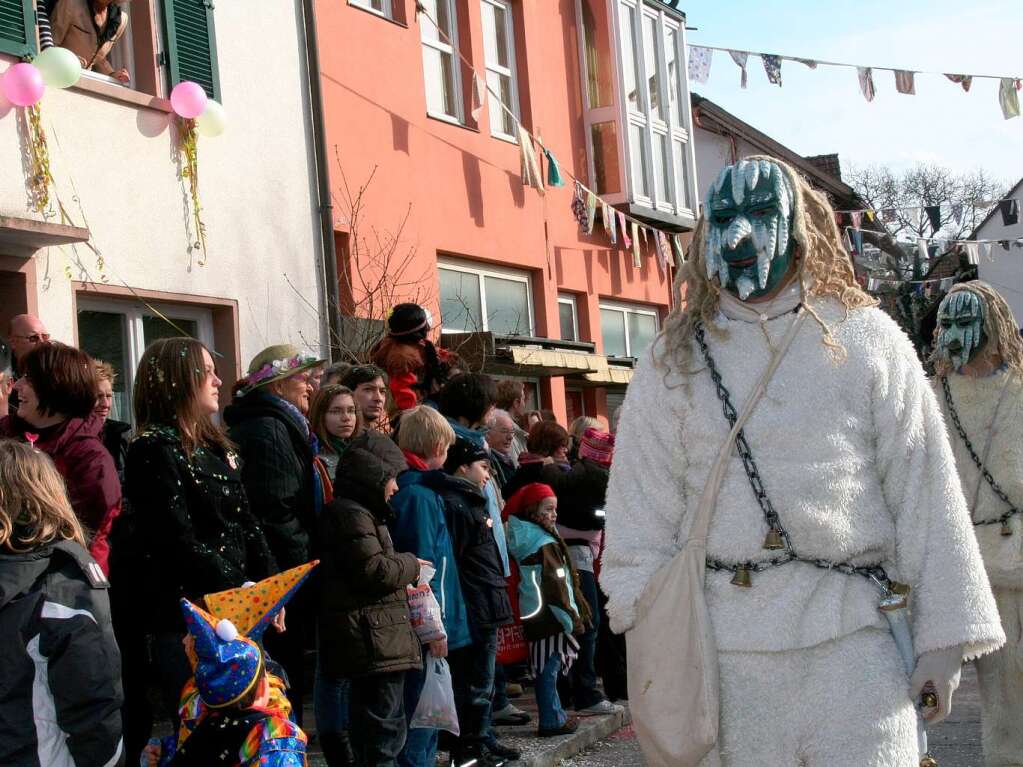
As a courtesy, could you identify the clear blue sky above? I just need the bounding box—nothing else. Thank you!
[683,0,1023,185]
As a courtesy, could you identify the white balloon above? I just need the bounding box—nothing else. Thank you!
[196,99,227,137]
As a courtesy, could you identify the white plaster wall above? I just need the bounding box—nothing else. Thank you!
[0,0,324,368]
[975,181,1023,327]
[693,126,760,205]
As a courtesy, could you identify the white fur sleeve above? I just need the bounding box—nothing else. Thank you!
[600,345,686,634]
[873,323,1005,660]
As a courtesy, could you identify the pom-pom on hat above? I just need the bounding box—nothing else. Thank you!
[387,303,432,339]
[578,428,614,467]
[180,599,263,709]
[444,436,489,474]
[203,560,319,642]
[502,482,555,522]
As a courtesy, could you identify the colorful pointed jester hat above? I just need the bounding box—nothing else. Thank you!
[202,560,319,642]
[180,599,264,709]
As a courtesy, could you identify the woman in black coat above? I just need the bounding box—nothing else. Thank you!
[117,338,277,762]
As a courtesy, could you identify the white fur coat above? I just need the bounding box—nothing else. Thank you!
[935,371,1023,590]
[602,299,1004,659]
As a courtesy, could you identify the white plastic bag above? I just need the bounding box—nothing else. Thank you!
[410,653,459,735]
[407,563,446,642]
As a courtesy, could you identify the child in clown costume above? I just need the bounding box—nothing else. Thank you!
[600,156,1005,766]
[145,563,316,766]
[932,281,1023,767]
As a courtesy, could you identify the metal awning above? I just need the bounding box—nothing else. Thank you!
[440,332,608,377]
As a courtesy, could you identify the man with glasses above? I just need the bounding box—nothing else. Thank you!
[7,314,50,415]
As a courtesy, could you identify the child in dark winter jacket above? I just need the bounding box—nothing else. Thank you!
[442,438,517,767]
[391,406,470,767]
[504,483,591,738]
[0,440,123,767]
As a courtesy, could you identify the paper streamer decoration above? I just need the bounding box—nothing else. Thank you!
[728,50,749,89]
[945,73,973,92]
[630,222,641,267]
[518,124,544,192]
[619,212,632,248]
[605,202,617,244]
[544,148,564,187]
[858,67,876,102]
[894,70,916,95]
[471,73,486,123]
[999,78,1021,120]
[688,46,713,84]
[762,54,782,86]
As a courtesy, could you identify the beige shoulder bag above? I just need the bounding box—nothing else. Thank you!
[627,311,806,767]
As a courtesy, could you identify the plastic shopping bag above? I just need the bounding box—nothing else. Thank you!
[407,563,446,642]
[410,653,460,735]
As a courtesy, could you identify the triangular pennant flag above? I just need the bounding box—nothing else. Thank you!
[852,229,864,255]
[688,46,712,84]
[881,208,896,223]
[925,205,942,232]
[618,212,631,248]
[999,79,1021,120]
[917,238,929,262]
[909,207,922,231]
[640,227,649,255]
[571,182,589,228]
[980,242,992,261]
[518,124,544,193]
[843,228,854,253]
[964,243,980,265]
[944,73,973,92]
[865,210,875,222]
[585,191,597,235]
[728,50,749,89]
[471,73,487,123]
[630,222,641,267]
[762,54,782,86]
[544,149,564,187]
[851,211,863,228]
[794,57,818,69]
[600,200,612,238]
[671,234,685,266]
[654,231,669,273]
[894,70,916,95]
[1001,240,1012,251]
[857,67,875,102]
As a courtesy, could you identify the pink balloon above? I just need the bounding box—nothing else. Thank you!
[2,63,44,108]
[170,81,208,119]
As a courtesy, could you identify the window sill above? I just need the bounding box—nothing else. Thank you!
[71,75,171,113]
[348,1,408,28]
[426,112,479,134]
[491,131,519,145]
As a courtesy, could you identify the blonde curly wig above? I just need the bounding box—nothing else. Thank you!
[656,155,875,375]
[931,280,1023,379]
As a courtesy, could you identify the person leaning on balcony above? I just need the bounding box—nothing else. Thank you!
[50,0,130,83]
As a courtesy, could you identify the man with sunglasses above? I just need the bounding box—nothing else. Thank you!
[6,314,50,416]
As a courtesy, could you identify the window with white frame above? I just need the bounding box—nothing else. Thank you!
[438,259,534,336]
[350,0,393,18]
[420,0,463,122]
[480,0,520,139]
[575,0,696,217]
[558,294,579,342]
[599,301,658,358]
[76,297,214,423]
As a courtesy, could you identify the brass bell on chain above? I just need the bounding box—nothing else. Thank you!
[731,566,752,587]
[1001,519,1014,537]
[763,527,784,550]
[920,755,939,767]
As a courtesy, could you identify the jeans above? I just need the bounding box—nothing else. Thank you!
[535,651,567,731]
[314,663,351,734]
[563,568,602,709]
[398,648,437,767]
[492,662,509,711]
[448,627,498,750]
[350,671,407,767]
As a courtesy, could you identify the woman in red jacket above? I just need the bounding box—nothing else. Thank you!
[0,342,120,574]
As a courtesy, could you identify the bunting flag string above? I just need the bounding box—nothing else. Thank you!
[843,226,1023,249]
[833,195,1022,218]
[689,44,1022,120]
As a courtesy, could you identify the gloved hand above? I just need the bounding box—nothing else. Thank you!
[909,645,963,724]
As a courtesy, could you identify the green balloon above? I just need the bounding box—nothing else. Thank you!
[196,100,227,138]
[34,47,82,89]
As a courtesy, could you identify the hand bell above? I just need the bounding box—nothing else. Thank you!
[1001,519,1013,537]
[730,566,752,588]
[920,755,938,767]
[763,527,784,550]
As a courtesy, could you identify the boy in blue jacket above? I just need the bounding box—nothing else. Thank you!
[391,405,471,767]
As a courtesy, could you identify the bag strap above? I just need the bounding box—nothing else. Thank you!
[686,310,807,545]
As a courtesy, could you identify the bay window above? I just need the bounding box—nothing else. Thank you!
[576,0,697,224]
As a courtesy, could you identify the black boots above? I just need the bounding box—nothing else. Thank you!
[319,730,358,766]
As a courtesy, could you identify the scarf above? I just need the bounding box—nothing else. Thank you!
[718,278,802,323]
[268,395,323,513]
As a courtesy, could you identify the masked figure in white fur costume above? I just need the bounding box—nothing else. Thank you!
[600,156,1005,766]
[932,280,1023,767]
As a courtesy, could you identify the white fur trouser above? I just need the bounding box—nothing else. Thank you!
[699,628,919,767]
[976,587,1023,767]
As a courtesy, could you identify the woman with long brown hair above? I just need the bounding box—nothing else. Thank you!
[308,383,361,482]
[0,440,124,766]
[117,337,277,761]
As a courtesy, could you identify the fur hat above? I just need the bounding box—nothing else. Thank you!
[238,344,324,396]
[387,303,432,339]
[578,427,614,466]
[444,436,489,474]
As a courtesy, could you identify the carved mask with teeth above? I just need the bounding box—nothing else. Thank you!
[705,159,796,301]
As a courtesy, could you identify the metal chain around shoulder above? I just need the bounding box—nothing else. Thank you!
[941,376,1021,528]
[694,319,892,590]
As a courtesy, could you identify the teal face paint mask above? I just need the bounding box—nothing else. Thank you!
[705,159,797,302]
[936,290,986,371]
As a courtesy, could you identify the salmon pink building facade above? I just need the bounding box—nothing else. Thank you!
[316,0,699,422]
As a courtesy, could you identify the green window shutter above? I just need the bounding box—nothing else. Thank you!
[162,0,221,102]
[0,0,37,58]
